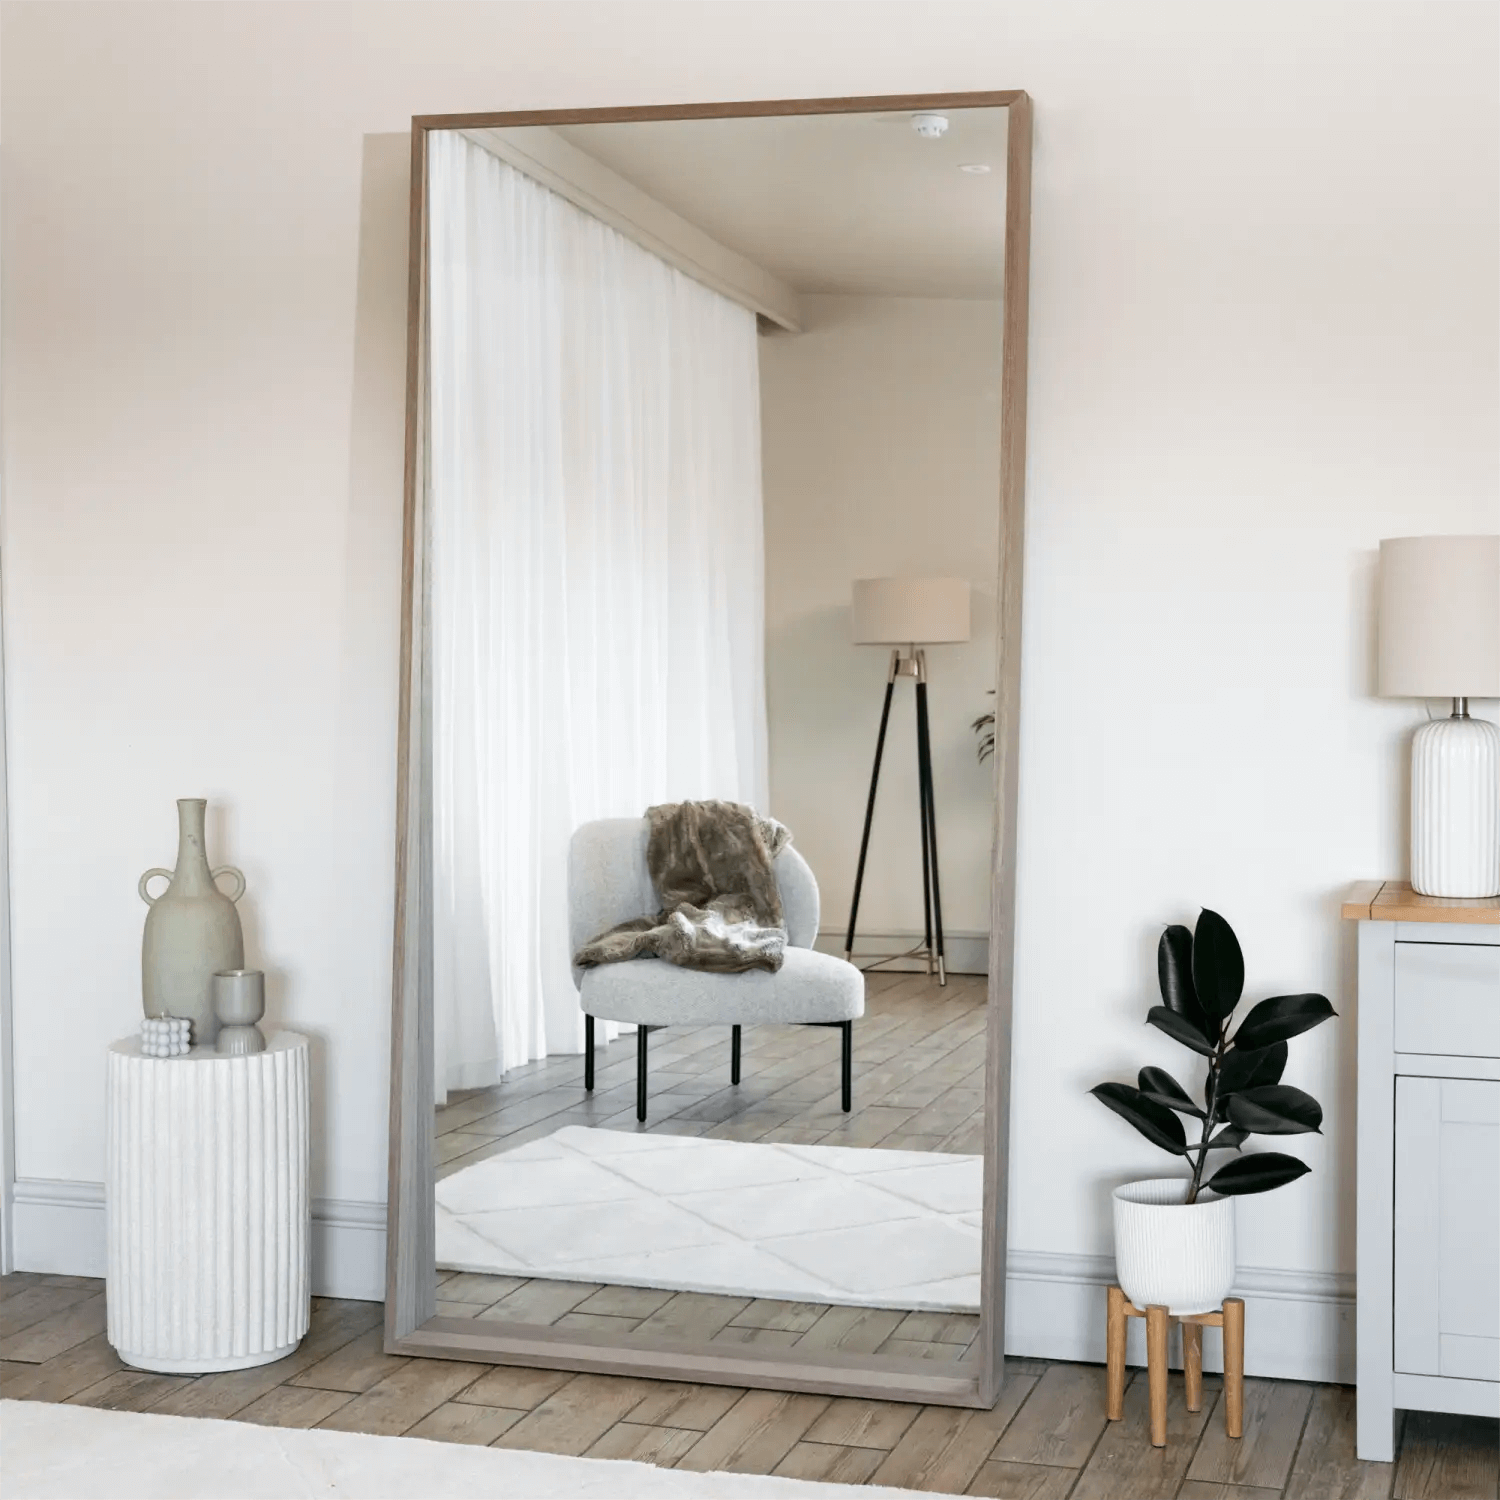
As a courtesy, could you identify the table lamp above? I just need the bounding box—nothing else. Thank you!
[845,577,971,983]
[1377,535,1500,898]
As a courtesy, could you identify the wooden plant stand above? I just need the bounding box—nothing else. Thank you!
[1106,1285,1245,1448]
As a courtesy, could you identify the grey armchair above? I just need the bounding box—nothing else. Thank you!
[568,818,865,1122]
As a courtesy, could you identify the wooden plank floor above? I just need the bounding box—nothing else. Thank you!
[432,971,989,1356]
[4,1272,1496,1497]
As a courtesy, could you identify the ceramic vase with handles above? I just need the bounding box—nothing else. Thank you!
[139,799,246,1047]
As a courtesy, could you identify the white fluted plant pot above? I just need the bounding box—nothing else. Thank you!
[1113,1177,1236,1316]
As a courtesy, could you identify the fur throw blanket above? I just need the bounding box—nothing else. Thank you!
[574,801,791,974]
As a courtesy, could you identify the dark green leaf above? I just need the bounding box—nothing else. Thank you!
[1233,994,1337,1051]
[1090,1082,1189,1156]
[1228,1085,1323,1135]
[1157,925,1210,1035]
[1146,1006,1214,1057]
[1204,1126,1248,1151]
[1218,1041,1288,1098]
[1191,908,1244,1024]
[1205,1151,1310,1196]
[1138,1066,1205,1118]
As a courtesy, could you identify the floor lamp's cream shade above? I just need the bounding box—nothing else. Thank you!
[1377,535,1500,698]
[1376,533,1500,900]
[852,577,971,644]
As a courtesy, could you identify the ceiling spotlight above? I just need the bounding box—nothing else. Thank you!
[959,163,992,174]
[910,113,949,139]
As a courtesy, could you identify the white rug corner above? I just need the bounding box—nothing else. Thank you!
[0,1400,967,1500]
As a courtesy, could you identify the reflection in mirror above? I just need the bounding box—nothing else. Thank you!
[426,107,1005,1370]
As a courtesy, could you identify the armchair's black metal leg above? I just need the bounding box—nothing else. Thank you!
[731,1025,741,1085]
[841,1021,853,1112]
[636,1026,648,1122]
[916,680,947,986]
[845,670,896,962]
[585,1014,595,1091]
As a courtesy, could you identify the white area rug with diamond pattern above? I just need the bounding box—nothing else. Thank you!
[435,1126,982,1312]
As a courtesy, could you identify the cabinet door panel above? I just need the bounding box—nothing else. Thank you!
[1442,1334,1500,1381]
[1440,1083,1499,1368]
[1395,1076,1442,1375]
[1396,1077,1500,1380]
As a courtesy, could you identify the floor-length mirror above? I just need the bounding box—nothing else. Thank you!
[389,94,1031,1404]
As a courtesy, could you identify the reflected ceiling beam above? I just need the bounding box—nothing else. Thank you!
[460,126,803,334]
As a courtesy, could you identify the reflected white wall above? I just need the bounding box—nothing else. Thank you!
[761,294,1001,949]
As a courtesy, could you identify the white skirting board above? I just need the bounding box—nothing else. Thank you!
[10,1179,386,1302]
[1004,1251,1354,1385]
[9,1178,1353,1381]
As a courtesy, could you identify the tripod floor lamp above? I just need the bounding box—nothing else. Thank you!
[844,577,971,985]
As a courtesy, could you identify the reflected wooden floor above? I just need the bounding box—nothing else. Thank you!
[433,970,987,1357]
[3,1273,1495,1497]
[435,969,989,1179]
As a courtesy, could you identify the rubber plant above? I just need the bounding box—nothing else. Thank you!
[973,692,995,763]
[1090,909,1336,1203]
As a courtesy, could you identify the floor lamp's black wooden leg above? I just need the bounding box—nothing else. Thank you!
[584,1014,595,1091]
[731,1025,742,1084]
[845,672,896,962]
[915,681,947,985]
[916,685,934,973]
[841,1021,853,1111]
[636,1026,648,1122]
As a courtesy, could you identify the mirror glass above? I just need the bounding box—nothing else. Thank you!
[425,106,1005,1372]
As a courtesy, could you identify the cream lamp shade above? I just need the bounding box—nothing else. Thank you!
[852,577,971,645]
[1377,535,1500,698]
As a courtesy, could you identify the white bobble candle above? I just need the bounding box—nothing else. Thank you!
[140,1016,191,1058]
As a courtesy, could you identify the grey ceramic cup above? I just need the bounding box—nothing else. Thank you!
[213,969,266,1055]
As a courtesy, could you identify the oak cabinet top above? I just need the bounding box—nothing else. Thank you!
[1342,880,1500,925]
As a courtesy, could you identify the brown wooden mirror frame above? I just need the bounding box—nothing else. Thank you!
[385,89,1033,1409]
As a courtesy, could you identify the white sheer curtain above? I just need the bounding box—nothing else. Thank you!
[428,132,769,1100]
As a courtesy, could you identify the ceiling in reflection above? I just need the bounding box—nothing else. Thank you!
[537,109,1008,300]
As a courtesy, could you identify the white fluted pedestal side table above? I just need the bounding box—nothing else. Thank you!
[106,1030,310,1372]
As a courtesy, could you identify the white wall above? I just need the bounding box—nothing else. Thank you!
[0,78,12,1272]
[2,1,1496,1367]
[761,294,1001,956]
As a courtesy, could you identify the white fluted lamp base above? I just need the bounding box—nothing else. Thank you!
[106,1031,310,1374]
[1411,715,1500,899]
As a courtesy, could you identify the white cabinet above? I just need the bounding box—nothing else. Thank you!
[1348,882,1500,1463]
